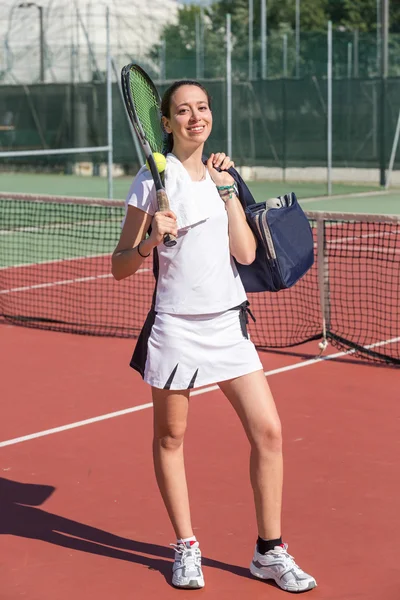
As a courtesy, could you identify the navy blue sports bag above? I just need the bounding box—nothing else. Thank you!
[202,161,314,294]
[242,192,314,292]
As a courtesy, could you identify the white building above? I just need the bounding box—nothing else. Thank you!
[0,0,179,84]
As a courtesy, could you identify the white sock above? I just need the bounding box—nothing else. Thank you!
[177,535,197,545]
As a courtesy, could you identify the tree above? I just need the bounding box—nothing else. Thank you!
[148,0,400,80]
[148,6,198,79]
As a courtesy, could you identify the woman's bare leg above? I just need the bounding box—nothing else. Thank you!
[219,370,283,539]
[152,387,193,540]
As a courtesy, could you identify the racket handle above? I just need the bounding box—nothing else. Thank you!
[156,189,177,247]
[163,233,177,247]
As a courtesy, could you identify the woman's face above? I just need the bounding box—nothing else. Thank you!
[162,85,212,150]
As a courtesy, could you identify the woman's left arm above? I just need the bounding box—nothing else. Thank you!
[207,152,257,265]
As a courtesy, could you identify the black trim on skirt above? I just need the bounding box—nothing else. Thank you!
[229,300,256,340]
[130,308,157,377]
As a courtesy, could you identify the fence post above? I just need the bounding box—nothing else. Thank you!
[379,0,389,186]
[106,6,113,200]
[261,0,267,79]
[226,14,232,158]
[327,21,332,196]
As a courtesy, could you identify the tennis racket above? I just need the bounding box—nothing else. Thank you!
[121,63,177,247]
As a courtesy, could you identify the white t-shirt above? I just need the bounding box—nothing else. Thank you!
[125,169,247,315]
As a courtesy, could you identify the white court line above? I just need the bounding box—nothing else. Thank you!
[0,273,113,294]
[0,268,150,295]
[1,336,398,449]
[0,252,113,271]
[0,218,121,236]
[327,245,400,255]
[327,229,399,246]
[0,255,152,271]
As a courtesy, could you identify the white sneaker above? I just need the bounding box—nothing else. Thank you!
[171,541,205,589]
[250,543,317,592]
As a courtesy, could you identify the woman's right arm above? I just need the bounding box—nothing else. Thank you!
[111,205,177,281]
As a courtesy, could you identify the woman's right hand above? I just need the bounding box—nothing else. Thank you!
[148,210,178,247]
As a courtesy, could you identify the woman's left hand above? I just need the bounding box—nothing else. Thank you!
[207,152,235,187]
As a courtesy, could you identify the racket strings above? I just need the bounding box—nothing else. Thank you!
[129,69,166,154]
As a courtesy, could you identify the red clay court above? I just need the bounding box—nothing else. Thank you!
[1,323,399,600]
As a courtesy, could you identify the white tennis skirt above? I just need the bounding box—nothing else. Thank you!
[130,303,263,390]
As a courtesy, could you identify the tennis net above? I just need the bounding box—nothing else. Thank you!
[1,192,399,365]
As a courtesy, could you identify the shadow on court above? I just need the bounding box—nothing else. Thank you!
[0,477,274,588]
[261,347,400,369]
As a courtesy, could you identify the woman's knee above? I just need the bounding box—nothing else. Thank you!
[154,423,187,451]
[152,388,190,452]
[251,418,283,454]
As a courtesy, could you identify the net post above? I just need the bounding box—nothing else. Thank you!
[316,214,330,352]
[106,6,113,200]
[226,14,232,158]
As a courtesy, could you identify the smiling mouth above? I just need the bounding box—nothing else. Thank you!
[187,125,205,133]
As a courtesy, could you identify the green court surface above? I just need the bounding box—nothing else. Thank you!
[1,171,399,215]
[1,230,116,267]
[299,190,400,215]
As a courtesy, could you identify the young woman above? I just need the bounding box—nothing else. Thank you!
[111,80,316,593]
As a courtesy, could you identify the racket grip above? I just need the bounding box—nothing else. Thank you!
[156,189,177,247]
[163,233,177,247]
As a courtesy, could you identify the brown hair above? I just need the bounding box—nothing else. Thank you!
[161,80,212,153]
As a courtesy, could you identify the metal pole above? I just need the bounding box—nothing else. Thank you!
[196,14,200,79]
[76,6,80,83]
[295,0,300,78]
[382,0,389,77]
[379,0,389,186]
[327,20,332,196]
[261,0,267,79]
[111,56,144,165]
[376,0,381,74]
[282,75,287,181]
[347,43,352,165]
[385,109,400,189]
[249,0,253,80]
[38,5,44,82]
[283,34,288,77]
[226,14,232,157]
[347,42,352,79]
[17,3,45,82]
[106,7,113,200]
[160,39,166,82]
[200,7,204,79]
[353,29,359,77]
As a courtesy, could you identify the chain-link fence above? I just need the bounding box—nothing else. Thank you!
[1,77,399,174]
[1,3,400,185]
